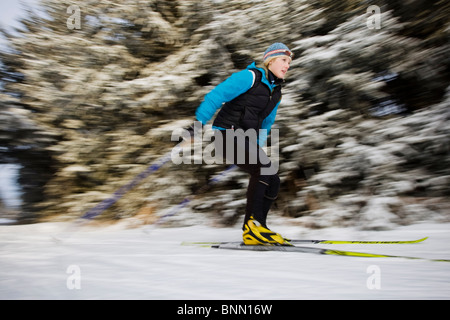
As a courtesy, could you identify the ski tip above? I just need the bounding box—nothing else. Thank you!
[404,237,428,244]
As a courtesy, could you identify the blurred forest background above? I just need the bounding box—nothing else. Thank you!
[0,0,449,229]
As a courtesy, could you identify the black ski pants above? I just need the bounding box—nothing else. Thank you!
[214,129,280,229]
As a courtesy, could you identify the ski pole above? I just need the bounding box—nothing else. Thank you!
[53,141,187,241]
[81,142,185,220]
[153,164,237,225]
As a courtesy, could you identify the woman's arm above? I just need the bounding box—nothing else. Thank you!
[195,69,255,125]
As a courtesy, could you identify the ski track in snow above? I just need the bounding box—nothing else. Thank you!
[0,221,449,299]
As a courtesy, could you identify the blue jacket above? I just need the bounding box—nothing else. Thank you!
[195,62,281,145]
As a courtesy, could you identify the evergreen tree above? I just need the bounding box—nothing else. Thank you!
[0,0,448,226]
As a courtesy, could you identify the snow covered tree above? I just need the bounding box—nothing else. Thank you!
[0,0,449,227]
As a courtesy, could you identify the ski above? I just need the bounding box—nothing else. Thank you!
[182,237,428,246]
[210,242,450,263]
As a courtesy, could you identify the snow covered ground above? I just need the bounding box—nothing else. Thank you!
[1,219,449,300]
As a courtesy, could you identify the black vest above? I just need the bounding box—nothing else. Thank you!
[212,68,282,131]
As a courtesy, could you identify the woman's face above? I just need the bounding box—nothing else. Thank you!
[268,56,291,79]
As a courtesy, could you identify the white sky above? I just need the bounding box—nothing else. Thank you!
[0,1,39,208]
[0,0,40,47]
[0,0,40,28]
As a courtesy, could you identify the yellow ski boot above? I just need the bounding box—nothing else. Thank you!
[242,216,291,246]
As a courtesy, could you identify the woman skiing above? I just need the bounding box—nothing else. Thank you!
[192,43,293,245]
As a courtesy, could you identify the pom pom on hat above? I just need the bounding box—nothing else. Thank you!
[263,43,294,63]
